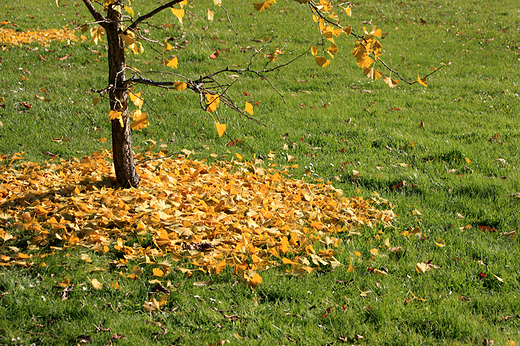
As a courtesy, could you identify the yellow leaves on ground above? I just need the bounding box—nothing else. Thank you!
[90,278,103,290]
[0,151,395,276]
[253,0,276,12]
[0,27,78,46]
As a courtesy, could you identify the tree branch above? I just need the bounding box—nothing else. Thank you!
[126,0,184,33]
[82,0,108,29]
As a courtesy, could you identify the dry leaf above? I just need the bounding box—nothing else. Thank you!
[90,278,103,290]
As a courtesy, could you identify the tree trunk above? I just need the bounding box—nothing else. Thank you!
[106,1,140,188]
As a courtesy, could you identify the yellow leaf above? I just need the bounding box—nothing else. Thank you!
[153,267,165,277]
[279,236,289,254]
[244,102,254,115]
[315,56,331,68]
[370,248,379,256]
[125,6,134,17]
[91,278,103,290]
[310,46,318,56]
[415,262,430,273]
[108,110,122,121]
[213,0,222,5]
[343,6,352,16]
[253,0,276,12]
[129,92,143,108]
[158,293,169,307]
[174,81,187,91]
[215,122,226,137]
[109,281,120,289]
[357,55,374,69]
[366,26,382,38]
[80,254,92,263]
[465,157,471,164]
[353,251,362,258]
[327,43,338,55]
[143,298,161,312]
[382,76,399,88]
[170,8,185,24]
[364,67,383,80]
[266,47,284,61]
[207,8,214,21]
[329,11,338,21]
[329,256,342,268]
[166,57,178,69]
[245,272,263,287]
[132,265,143,276]
[164,42,174,52]
[282,257,296,265]
[121,31,135,46]
[417,75,428,87]
[235,153,243,161]
[214,259,227,274]
[90,27,104,45]
[206,93,220,112]
[130,110,148,130]
[343,25,352,35]
[347,263,355,273]
[58,278,70,288]
[435,238,445,247]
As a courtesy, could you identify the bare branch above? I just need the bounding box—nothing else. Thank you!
[221,6,240,48]
[126,0,184,33]
[82,0,108,28]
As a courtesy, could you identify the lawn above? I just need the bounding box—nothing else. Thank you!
[0,0,519,345]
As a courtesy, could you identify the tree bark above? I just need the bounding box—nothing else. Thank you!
[106,1,140,188]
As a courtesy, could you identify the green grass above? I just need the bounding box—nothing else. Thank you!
[1,0,520,344]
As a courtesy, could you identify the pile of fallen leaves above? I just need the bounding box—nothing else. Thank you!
[0,150,395,279]
[0,22,78,46]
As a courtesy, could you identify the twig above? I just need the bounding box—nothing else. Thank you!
[221,5,240,48]
[126,0,184,33]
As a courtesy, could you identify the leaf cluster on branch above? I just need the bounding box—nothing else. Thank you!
[80,0,443,138]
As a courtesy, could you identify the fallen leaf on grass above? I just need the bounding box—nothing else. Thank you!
[416,262,431,273]
[143,298,161,312]
[90,278,103,290]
